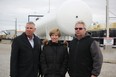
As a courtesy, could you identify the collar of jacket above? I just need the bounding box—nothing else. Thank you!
[22,32,35,39]
[46,40,66,46]
[74,32,91,40]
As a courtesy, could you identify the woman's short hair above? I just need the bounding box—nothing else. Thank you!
[49,28,61,37]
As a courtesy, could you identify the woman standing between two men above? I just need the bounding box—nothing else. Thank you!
[40,28,69,77]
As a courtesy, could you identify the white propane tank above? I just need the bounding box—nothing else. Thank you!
[56,0,92,36]
[35,0,92,38]
[35,13,57,37]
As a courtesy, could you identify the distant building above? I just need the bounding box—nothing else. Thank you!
[1,29,24,40]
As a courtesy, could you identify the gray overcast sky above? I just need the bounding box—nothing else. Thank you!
[0,0,116,30]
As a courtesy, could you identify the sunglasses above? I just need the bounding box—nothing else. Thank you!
[75,28,85,30]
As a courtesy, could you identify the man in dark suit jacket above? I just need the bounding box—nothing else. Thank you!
[10,22,41,77]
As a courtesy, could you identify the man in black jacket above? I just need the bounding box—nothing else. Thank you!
[10,22,41,77]
[68,21,103,77]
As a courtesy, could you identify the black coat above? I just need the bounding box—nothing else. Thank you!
[68,36,103,77]
[40,41,68,77]
[10,33,41,77]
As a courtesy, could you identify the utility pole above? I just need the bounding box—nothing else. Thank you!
[104,0,113,51]
[15,18,17,37]
[48,0,50,13]
[106,0,109,37]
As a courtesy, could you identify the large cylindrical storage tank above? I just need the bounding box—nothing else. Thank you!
[56,0,92,36]
[35,0,92,38]
[35,13,58,37]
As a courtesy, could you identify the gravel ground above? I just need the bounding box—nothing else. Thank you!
[0,42,116,77]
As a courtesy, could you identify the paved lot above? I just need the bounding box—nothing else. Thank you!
[0,42,116,77]
[0,43,10,77]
